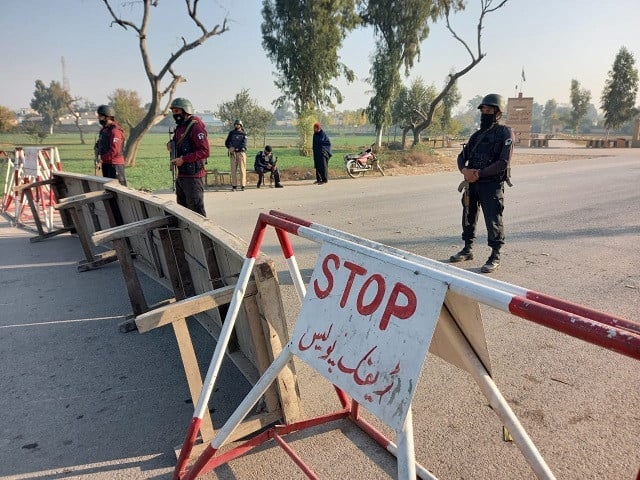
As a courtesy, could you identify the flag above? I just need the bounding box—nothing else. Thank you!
[521,67,526,82]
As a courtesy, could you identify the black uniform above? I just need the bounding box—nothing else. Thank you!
[457,124,514,250]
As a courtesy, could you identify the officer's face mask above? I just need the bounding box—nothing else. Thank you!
[173,114,184,125]
[479,113,496,130]
[98,119,107,127]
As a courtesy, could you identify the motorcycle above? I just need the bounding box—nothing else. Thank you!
[344,144,385,178]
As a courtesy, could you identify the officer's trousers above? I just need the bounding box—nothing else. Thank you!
[460,180,504,250]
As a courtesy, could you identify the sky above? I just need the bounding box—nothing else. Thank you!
[2,0,639,114]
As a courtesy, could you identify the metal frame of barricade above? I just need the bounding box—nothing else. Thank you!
[175,211,640,480]
[1,147,63,229]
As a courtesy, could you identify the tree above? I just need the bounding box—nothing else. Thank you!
[601,46,639,133]
[568,79,591,134]
[261,0,357,154]
[440,73,461,134]
[108,89,146,137]
[30,80,70,134]
[101,0,229,166]
[0,106,16,132]
[215,89,274,147]
[360,0,466,146]
[410,0,508,146]
[542,99,557,133]
[391,78,441,148]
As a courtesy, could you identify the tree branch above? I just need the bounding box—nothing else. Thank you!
[413,0,507,140]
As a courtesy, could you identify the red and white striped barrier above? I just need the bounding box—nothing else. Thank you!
[1,147,63,229]
[174,211,639,480]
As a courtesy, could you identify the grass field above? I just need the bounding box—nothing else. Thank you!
[1,131,402,192]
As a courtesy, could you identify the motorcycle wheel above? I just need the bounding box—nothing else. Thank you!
[346,159,364,178]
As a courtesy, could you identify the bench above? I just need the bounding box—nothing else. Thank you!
[205,169,276,188]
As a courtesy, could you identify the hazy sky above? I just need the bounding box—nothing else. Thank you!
[2,0,639,113]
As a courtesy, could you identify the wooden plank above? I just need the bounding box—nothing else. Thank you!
[55,190,113,210]
[252,259,303,424]
[242,291,281,415]
[171,318,215,442]
[68,206,97,263]
[112,237,148,316]
[23,189,45,236]
[92,214,177,245]
[13,177,57,193]
[135,282,257,333]
[157,225,215,443]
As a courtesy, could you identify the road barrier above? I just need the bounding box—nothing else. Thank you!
[177,210,640,480]
[1,147,63,236]
[13,171,302,461]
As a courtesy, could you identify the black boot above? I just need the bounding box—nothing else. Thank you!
[481,249,501,273]
[449,244,473,263]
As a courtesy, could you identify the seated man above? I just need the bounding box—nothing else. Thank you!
[254,145,283,188]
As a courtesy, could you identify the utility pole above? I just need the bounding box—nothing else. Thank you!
[61,56,70,92]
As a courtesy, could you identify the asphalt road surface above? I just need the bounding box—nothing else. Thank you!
[181,146,639,480]
[2,145,638,479]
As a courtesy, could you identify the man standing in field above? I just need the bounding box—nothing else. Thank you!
[167,98,209,216]
[95,105,127,186]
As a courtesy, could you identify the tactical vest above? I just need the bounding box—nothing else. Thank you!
[467,125,509,171]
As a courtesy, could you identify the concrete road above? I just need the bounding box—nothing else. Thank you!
[2,146,638,479]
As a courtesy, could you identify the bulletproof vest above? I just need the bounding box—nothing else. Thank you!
[176,121,204,175]
[229,130,246,149]
[467,126,504,170]
[97,124,119,155]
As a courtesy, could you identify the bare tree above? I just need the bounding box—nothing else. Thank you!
[101,0,228,166]
[410,0,508,146]
[63,95,86,145]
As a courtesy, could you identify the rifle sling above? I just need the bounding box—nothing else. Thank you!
[175,119,196,151]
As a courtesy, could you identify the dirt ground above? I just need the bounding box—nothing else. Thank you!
[280,147,602,181]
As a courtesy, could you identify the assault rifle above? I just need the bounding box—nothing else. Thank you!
[168,128,176,191]
[93,135,100,176]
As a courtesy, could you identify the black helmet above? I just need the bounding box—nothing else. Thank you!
[170,97,193,115]
[478,93,505,113]
[234,119,243,126]
[97,105,115,117]
[264,145,272,152]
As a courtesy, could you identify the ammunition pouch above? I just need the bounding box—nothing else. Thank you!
[177,161,203,176]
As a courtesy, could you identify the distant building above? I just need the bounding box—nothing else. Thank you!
[505,93,533,147]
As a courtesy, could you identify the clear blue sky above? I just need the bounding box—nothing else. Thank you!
[2,0,639,113]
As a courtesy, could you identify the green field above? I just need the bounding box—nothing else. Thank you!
[1,131,393,192]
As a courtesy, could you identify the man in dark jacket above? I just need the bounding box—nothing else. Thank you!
[312,122,331,184]
[254,145,283,188]
[224,119,248,191]
[167,98,209,216]
[95,105,126,186]
[449,93,514,273]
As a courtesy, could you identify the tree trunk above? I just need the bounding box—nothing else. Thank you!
[413,129,421,146]
[124,102,164,167]
[375,128,383,148]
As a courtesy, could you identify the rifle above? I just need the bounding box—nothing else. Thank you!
[168,128,176,191]
[93,134,101,176]
[458,142,471,227]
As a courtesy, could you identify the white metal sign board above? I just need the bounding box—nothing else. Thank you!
[24,147,39,176]
[291,241,447,431]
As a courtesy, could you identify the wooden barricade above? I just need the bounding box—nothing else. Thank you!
[43,172,302,460]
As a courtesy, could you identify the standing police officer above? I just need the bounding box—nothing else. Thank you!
[95,105,127,186]
[167,98,209,216]
[449,93,514,273]
[225,119,248,191]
